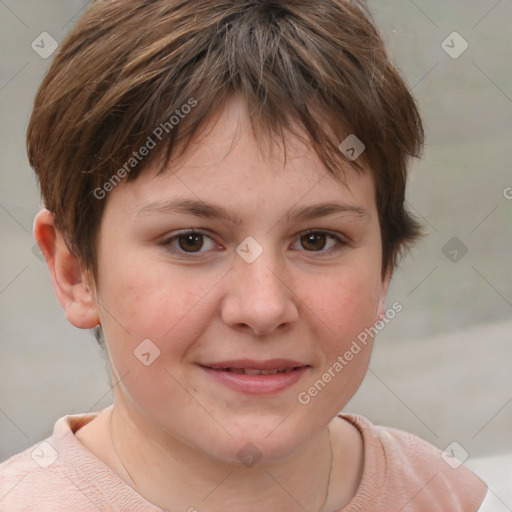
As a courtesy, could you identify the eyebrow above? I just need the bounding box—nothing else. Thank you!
[136,198,370,224]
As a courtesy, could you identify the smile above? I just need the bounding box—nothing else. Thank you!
[210,366,301,375]
[198,360,309,394]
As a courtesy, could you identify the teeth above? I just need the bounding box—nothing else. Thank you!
[227,368,245,374]
[244,368,279,375]
[222,367,295,375]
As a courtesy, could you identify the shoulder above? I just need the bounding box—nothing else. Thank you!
[338,414,488,512]
[0,411,156,512]
[0,434,86,511]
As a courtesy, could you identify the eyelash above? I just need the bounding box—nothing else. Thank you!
[161,228,348,258]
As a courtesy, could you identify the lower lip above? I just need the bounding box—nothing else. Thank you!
[199,366,309,394]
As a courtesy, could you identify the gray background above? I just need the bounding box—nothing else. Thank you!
[1,0,511,505]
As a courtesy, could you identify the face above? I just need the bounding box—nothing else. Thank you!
[91,96,389,464]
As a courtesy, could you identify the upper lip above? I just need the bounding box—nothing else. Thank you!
[199,359,308,370]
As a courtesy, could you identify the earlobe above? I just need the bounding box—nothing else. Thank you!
[33,209,100,329]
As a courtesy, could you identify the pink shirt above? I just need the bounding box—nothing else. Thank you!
[0,411,488,511]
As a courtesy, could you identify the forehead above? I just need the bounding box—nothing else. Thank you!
[109,96,377,221]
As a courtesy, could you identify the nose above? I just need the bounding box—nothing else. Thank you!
[220,248,299,336]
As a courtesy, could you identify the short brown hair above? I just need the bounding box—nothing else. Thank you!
[27,0,423,280]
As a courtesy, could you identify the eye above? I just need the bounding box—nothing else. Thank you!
[161,228,347,258]
[162,229,219,255]
[292,230,347,254]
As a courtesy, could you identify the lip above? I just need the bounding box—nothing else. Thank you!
[198,359,309,395]
[202,358,307,371]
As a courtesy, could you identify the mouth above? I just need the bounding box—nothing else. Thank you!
[203,366,304,375]
[198,359,309,394]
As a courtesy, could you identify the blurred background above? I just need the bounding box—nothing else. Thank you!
[1,0,511,506]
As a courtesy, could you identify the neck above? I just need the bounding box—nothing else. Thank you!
[109,399,335,512]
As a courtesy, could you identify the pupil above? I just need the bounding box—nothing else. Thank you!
[179,233,203,252]
[301,233,326,251]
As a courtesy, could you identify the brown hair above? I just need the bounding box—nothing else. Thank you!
[27,0,423,281]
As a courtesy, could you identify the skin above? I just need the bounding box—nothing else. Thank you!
[35,96,391,512]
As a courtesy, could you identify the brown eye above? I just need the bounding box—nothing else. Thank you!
[162,230,218,256]
[292,230,346,255]
[300,232,328,251]
[177,233,204,252]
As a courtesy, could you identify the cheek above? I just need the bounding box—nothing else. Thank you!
[294,264,381,410]
[96,263,214,413]
[301,265,381,342]
[97,258,221,364]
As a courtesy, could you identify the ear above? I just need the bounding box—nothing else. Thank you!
[375,266,392,322]
[33,209,100,329]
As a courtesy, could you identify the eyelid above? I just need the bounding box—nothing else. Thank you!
[299,228,348,242]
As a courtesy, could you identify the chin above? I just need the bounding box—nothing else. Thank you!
[196,415,314,466]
